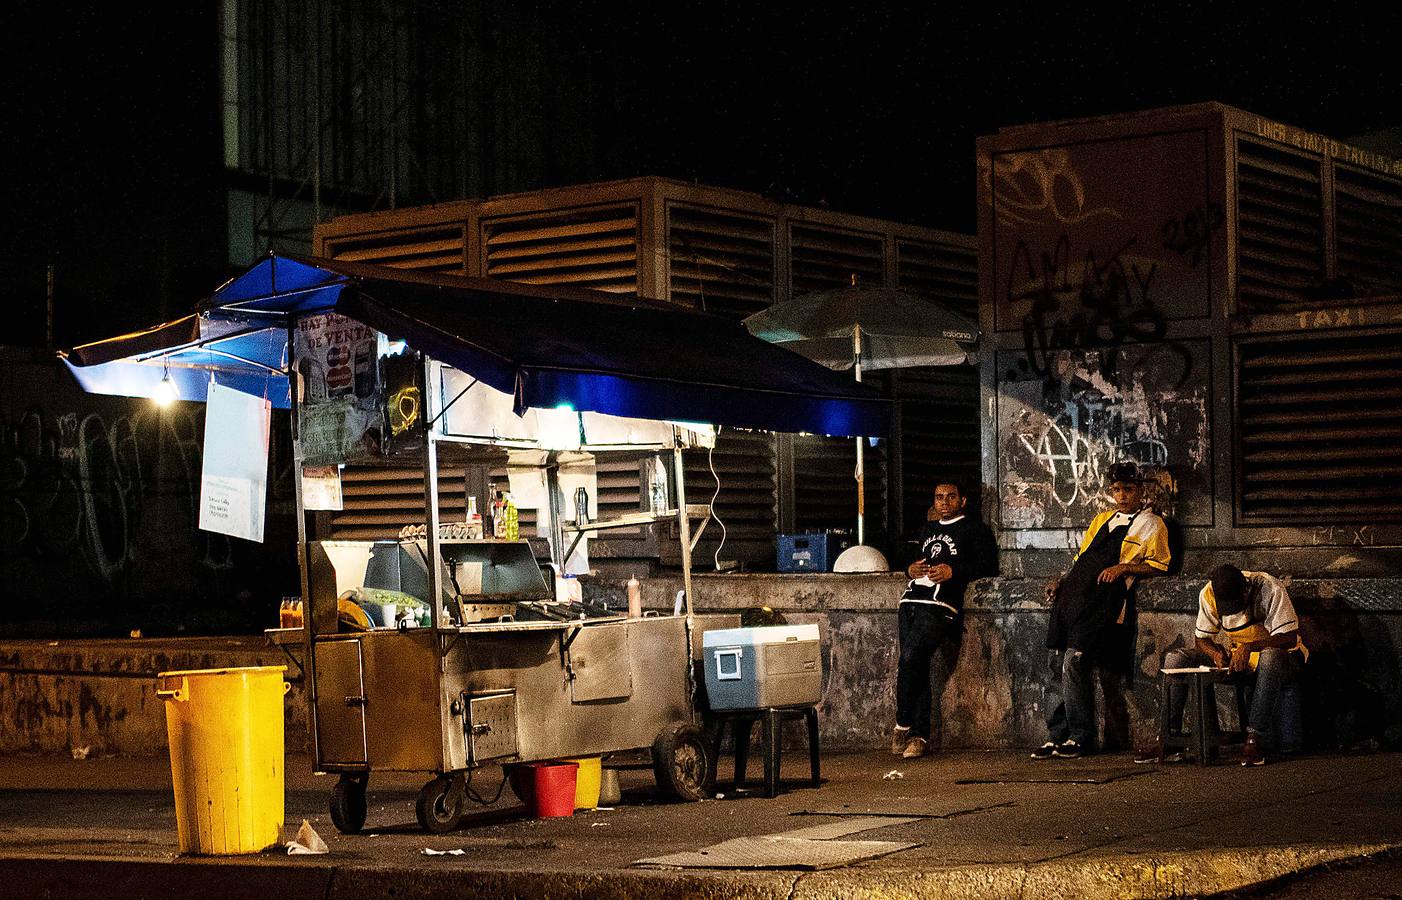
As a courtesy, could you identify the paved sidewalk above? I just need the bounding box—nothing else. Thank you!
[0,748,1397,899]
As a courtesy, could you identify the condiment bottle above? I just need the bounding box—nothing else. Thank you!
[467,495,482,538]
[491,492,505,539]
[627,574,642,618]
[504,495,519,541]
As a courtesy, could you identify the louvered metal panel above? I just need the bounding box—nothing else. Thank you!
[1335,166,1402,299]
[896,366,981,536]
[792,434,888,539]
[666,204,775,319]
[323,225,468,272]
[896,240,979,318]
[790,224,885,294]
[328,465,467,540]
[1235,139,1324,312]
[482,206,639,293]
[673,429,777,567]
[314,177,982,566]
[1237,330,1402,523]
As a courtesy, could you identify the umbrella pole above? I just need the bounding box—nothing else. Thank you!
[853,325,865,546]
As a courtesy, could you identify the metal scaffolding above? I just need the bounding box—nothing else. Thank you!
[220,0,612,263]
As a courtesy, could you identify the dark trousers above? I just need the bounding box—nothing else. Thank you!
[1045,647,1096,747]
[896,603,958,739]
[1164,646,1302,740]
[1044,649,1131,751]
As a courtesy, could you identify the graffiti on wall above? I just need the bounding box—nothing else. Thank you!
[0,357,297,632]
[990,131,1216,333]
[997,344,1211,531]
[987,132,1220,533]
[1,407,229,582]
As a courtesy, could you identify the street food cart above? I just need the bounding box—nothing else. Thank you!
[62,254,888,833]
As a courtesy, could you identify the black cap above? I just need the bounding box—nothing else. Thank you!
[1107,461,1141,484]
[1209,564,1248,615]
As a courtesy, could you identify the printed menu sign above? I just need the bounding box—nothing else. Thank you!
[293,313,383,465]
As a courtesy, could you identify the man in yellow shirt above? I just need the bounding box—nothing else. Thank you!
[1032,462,1172,759]
[1137,564,1306,766]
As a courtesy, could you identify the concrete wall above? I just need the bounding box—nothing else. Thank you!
[0,637,307,755]
[626,573,1402,752]
[4,574,1397,757]
[0,350,299,638]
[975,104,1402,580]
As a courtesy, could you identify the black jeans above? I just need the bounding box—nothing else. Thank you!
[1164,646,1302,741]
[896,603,959,739]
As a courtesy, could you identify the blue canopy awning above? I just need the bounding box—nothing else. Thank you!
[62,254,890,436]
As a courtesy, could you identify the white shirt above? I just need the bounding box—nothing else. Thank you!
[1195,571,1298,639]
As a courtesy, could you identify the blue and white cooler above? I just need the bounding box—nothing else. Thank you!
[702,624,821,710]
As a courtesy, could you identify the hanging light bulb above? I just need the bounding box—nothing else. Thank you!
[153,362,178,407]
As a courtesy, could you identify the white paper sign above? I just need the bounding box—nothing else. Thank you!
[301,465,344,511]
[200,381,271,542]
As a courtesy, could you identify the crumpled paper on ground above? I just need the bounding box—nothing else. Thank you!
[421,847,466,856]
[286,819,329,854]
[882,770,904,780]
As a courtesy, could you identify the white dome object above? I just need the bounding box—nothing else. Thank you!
[832,544,890,573]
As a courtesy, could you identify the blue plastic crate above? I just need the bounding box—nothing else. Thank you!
[776,532,849,573]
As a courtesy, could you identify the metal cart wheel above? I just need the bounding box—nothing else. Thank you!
[416,774,467,834]
[329,774,368,835]
[652,723,715,801]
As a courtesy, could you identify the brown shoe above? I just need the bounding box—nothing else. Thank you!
[1241,733,1266,767]
[890,726,911,756]
[1134,736,1185,764]
[901,736,928,759]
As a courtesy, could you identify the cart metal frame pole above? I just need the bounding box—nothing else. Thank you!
[672,427,693,618]
[423,355,443,631]
[288,319,320,766]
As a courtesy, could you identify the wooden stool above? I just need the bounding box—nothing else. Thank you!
[1159,669,1247,766]
[708,707,820,798]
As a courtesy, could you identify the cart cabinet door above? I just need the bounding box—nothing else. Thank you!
[568,623,634,703]
[315,639,369,766]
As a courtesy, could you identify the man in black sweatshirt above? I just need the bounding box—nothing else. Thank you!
[891,479,998,758]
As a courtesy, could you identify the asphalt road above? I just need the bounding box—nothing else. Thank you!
[0,748,1397,899]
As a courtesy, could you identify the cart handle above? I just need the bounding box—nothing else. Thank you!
[156,677,291,702]
[155,675,188,702]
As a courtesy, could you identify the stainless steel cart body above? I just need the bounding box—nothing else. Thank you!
[59,254,889,830]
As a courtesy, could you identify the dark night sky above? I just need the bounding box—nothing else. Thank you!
[4,3,1400,346]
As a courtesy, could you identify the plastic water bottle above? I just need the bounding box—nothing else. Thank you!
[505,497,519,541]
[627,575,642,618]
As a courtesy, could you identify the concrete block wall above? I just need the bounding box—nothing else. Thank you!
[2,574,1397,756]
[0,637,307,756]
[650,573,1402,752]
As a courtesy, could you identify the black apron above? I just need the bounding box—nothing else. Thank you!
[1046,513,1137,661]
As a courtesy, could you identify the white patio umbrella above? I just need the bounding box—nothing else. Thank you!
[743,284,979,572]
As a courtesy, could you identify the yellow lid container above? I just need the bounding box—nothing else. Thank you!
[562,756,602,810]
[156,666,289,854]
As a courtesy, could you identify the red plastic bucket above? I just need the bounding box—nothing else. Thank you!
[509,761,579,818]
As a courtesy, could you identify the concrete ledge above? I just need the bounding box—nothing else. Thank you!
[0,636,308,754]
[793,843,1398,899]
[635,573,1402,614]
[4,576,1399,755]
[0,842,1392,900]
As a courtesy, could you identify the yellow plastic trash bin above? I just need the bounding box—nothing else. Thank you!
[563,756,602,810]
[156,665,289,854]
